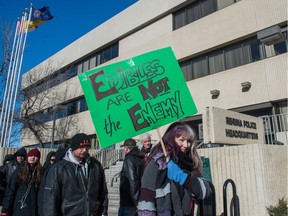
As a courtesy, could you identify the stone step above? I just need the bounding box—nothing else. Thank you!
[108,193,120,199]
[109,198,120,205]
[105,161,123,214]
[108,205,119,214]
[108,186,119,193]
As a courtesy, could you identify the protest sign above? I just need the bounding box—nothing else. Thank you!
[78,47,197,148]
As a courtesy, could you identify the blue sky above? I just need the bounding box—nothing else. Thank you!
[0,0,138,73]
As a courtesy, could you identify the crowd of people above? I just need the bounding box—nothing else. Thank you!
[0,122,212,216]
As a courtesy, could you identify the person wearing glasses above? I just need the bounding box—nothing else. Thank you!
[41,133,108,216]
[43,151,56,172]
[3,148,27,183]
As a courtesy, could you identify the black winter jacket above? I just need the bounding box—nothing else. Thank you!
[119,147,145,207]
[1,167,39,216]
[42,151,108,216]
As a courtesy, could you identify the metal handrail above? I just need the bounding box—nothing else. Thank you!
[93,148,124,169]
[110,171,121,187]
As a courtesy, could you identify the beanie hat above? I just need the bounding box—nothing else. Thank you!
[14,147,27,157]
[71,133,91,151]
[27,148,41,159]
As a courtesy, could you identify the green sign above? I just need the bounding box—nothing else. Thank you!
[201,156,212,181]
[78,47,197,148]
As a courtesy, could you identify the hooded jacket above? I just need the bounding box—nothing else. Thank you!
[0,154,15,204]
[42,149,108,216]
[38,151,56,216]
[3,148,27,182]
[119,147,145,207]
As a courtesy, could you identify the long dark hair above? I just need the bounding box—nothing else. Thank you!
[18,161,43,186]
[147,122,202,173]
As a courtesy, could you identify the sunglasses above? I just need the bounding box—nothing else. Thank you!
[50,159,56,162]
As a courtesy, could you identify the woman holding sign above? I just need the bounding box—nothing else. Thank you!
[137,122,211,215]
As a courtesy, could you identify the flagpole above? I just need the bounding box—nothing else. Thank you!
[0,13,25,147]
[0,19,20,147]
[7,5,33,146]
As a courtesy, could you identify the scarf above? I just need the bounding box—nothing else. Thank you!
[177,151,194,172]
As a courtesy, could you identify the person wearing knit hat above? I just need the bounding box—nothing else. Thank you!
[26,148,41,166]
[69,133,91,162]
[41,133,108,216]
[27,148,41,159]
[1,148,43,216]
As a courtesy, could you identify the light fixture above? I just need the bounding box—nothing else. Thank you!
[210,89,220,99]
[241,82,251,92]
[257,25,285,46]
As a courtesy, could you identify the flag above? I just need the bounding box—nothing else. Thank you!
[26,20,46,28]
[18,20,46,34]
[31,6,53,21]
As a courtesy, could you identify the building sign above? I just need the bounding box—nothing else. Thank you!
[198,123,203,139]
[78,47,197,148]
[203,107,265,145]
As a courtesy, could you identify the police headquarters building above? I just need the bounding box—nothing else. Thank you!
[20,0,287,147]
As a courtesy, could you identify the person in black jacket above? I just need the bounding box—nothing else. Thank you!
[1,148,43,216]
[42,133,108,216]
[37,151,56,216]
[2,148,27,183]
[0,154,14,205]
[118,138,145,216]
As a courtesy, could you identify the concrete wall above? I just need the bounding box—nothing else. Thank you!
[198,144,288,216]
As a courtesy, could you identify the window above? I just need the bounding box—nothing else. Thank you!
[192,56,209,78]
[217,0,236,10]
[83,60,89,72]
[243,38,261,62]
[66,66,78,79]
[180,30,287,81]
[25,43,119,95]
[173,9,186,29]
[111,43,119,59]
[78,98,88,112]
[89,56,96,69]
[187,2,201,23]
[67,101,77,116]
[208,50,225,74]
[224,44,244,70]
[173,0,237,30]
[201,0,216,17]
[181,61,192,81]
[77,63,83,74]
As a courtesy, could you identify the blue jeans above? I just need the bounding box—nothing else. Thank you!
[118,206,137,216]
